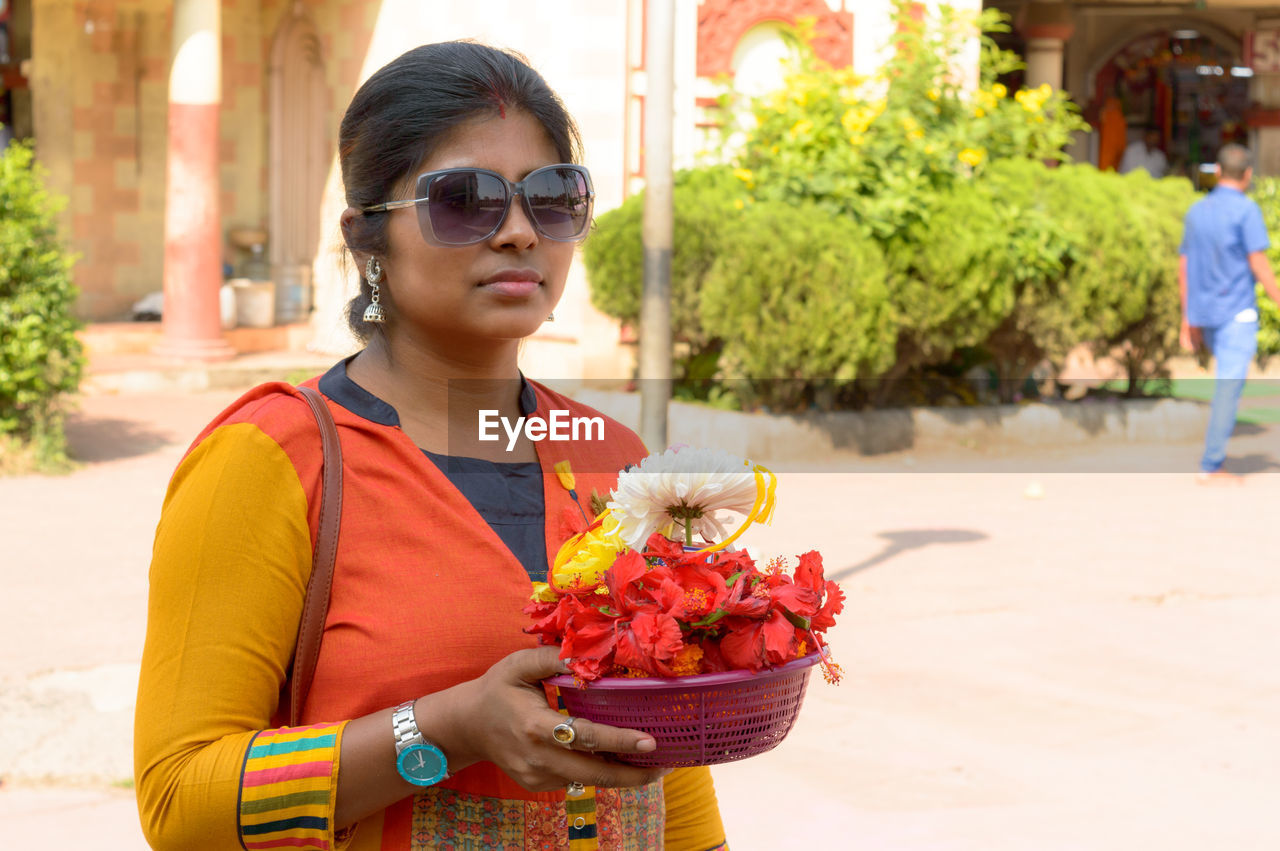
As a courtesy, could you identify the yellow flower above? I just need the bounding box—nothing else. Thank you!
[927,88,940,101]
[789,118,814,138]
[992,83,1007,99]
[732,167,755,188]
[1016,84,1052,113]
[908,128,925,141]
[550,510,625,592]
[733,198,745,210]
[958,147,986,167]
[974,106,985,118]
[529,582,559,603]
[553,460,576,492]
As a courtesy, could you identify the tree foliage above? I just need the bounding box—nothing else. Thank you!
[584,3,1200,409]
[0,138,84,471]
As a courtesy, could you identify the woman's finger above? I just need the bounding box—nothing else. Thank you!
[550,751,670,791]
[501,646,570,685]
[544,714,656,756]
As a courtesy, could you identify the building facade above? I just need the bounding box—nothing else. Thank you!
[41,2,1258,374]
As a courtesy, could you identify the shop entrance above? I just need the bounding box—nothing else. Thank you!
[1092,29,1249,184]
[0,0,32,146]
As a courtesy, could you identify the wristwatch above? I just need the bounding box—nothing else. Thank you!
[392,700,449,787]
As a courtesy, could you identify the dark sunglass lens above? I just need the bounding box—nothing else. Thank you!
[525,168,590,239]
[423,171,508,243]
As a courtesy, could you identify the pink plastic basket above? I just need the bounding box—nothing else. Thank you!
[545,653,819,768]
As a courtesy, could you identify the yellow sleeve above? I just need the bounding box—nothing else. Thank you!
[134,423,347,850]
[663,766,728,850]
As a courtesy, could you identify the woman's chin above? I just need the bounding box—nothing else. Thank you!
[482,312,554,342]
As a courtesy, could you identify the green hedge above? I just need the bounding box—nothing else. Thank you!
[1249,177,1280,366]
[583,167,744,352]
[0,139,84,471]
[698,200,896,410]
[585,160,1199,408]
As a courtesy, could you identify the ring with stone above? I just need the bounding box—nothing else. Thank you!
[551,717,578,747]
[566,781,586,797]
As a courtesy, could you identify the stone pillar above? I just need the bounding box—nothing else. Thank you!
[156,0,233,361]
[1016,2,1074,91]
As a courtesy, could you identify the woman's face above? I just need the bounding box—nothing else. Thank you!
[376,110,577,346]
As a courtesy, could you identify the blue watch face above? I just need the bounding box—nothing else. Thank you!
[397,743,447,786]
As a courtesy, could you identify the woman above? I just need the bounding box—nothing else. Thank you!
[135,42,727,851]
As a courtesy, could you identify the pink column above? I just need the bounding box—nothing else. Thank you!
[156,0,234,361]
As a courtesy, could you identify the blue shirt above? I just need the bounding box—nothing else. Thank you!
[1179,185,1270,327]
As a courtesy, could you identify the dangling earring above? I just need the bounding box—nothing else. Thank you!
[545,311,556,322]
[363,256,386,324]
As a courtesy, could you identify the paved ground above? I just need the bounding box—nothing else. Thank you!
[2,369,1278,850]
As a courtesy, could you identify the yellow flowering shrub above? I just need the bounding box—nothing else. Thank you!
[727,2,1085,240]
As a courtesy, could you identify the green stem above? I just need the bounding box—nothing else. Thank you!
[684,520,694,547]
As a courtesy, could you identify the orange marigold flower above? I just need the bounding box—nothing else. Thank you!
[671,644,705,677]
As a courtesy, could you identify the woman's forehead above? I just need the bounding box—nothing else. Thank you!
[417,110,560,176]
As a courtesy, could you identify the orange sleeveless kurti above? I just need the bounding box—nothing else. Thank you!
[135,366,727,851]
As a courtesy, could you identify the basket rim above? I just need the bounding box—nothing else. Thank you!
[546,651,821,691]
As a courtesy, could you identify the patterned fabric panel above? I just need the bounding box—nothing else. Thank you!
[407,783,664,851]
[239,722,344,850]
[594,786,665,849]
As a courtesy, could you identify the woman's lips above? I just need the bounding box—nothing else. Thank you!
[479,269,542,297]
[479,279,541,297]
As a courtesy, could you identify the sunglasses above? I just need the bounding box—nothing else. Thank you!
[362,164,595,246]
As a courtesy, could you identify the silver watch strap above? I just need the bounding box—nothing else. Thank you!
[392,700,425,754]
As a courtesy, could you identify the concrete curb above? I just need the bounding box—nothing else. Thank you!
[568,390,1211,459]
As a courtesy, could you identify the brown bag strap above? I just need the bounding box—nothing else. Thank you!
[291,385,343,726]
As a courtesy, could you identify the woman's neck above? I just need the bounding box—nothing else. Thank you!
[348,332,530,457]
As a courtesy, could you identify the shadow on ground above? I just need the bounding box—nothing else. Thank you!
[65,415,173,464]
[1227,452,1280,476]
[829,528,987,582]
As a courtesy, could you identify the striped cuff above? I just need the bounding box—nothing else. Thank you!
[239,722,344,851]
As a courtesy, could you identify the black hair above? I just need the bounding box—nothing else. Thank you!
[1218,143,1252,181]
[338,41,582,341]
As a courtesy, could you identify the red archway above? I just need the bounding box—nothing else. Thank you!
[696,0,854,77]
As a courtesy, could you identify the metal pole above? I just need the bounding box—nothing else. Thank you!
[639,0,675,451]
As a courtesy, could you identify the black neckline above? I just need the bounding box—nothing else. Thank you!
[317,356,539,436]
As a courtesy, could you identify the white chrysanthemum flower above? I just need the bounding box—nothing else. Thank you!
[607,447,761,549]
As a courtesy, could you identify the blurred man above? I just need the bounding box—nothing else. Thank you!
[1179,144,1280,483]
[1120,127,1168,178]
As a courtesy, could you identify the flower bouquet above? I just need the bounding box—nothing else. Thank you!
[525,448,844,767]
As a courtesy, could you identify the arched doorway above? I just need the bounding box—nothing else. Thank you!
[731,22,794,99]
[268,3,329,323]
[1089,28,1249,182]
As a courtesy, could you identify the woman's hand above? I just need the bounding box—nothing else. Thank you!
[440,646,668,792]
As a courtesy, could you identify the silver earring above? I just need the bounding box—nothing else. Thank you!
[546,311,556,322]
[363,257,386,324]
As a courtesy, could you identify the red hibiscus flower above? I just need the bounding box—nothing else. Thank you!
[614,610,683,676]
[718,609,797,671]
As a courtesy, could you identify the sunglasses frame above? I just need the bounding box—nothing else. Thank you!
[362,163,595,246]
